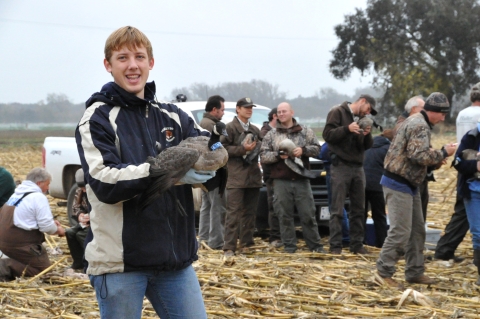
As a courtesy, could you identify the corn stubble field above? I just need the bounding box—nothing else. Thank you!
[0,133,479,318]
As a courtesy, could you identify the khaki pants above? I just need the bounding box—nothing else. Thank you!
[223,188,259,252]
[376,186,425,280]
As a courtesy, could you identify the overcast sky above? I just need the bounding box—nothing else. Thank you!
[0,0,371,104]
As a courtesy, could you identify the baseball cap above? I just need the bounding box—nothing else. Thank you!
[236,97,256,107]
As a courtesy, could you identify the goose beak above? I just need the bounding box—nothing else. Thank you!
[221,128,228,137]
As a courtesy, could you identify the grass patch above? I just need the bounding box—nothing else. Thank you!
[0,129,75,149]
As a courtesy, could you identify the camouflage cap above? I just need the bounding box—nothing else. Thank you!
[424,92,450,113]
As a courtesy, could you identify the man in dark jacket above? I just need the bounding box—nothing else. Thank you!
[322,94,376,254]
[260,102,324,253]
[75,26,212,318]
[259,108,282,247]
[198,95,227,250]
[363,129,393,248]
[221,97,263,257]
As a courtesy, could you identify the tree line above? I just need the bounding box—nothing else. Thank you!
[0,84,381,124]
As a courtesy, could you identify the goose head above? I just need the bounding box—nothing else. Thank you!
[212,122,228,137]
[209,121,228,149]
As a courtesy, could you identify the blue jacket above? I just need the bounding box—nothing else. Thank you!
[364,136,390,192]
[75,81,208,275]
[454,128,480,200]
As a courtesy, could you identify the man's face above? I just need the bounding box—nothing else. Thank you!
[277,104,294,124]
[236,105,253,121]
[37,179,50,194]
[212,102,225,120]
[427,111,446,125]
[358,99,372,117]
[104,45,154,99]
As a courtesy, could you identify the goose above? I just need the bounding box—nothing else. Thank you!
[278,139,317,178]
[140,122,229,212]
[357,116,374,132]
[238,132,262,166]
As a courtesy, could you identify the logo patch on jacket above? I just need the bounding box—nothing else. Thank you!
[162,127,175,142]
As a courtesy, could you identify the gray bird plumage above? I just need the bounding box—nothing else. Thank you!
[278,139,317,179]
[140,122,229,211]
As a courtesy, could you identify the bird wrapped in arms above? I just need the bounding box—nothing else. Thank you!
[357,116,374,133]
[239,132,262,166]
[461,149,480,179]
[140,121,229,213]
[278,138,317,179]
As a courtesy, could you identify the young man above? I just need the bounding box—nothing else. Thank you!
[221,97,262,257]
[260,102,324,253]
[0,168,65,280]
[198,95,227,250]
[376,92,456,288]
[76,26,213,319]
[322,94,376,254]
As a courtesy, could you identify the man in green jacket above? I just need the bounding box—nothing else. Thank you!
[0,167,15,207]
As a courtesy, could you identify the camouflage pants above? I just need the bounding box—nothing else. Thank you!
[376,186,425,280]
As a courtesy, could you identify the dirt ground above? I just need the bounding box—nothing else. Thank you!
[0,135,479,318]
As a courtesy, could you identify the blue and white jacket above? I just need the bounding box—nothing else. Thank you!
[75,81,208,275]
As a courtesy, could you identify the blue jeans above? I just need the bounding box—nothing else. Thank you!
[464,191,480,250]
[89,265,207,319]
[325,167,350,242]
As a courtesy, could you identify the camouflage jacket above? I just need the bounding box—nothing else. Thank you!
[72,187,90,226]
[384,111,445,187]
[260,119,320,180]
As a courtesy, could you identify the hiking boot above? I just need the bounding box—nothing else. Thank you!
[406,274,436,285]
[224,250,235,257]
[434,255,465,263]
[377,273,404,290]
[270,240,284,248]
[330,248,342,255]
[312,246,325,253]
[352,246,370,255]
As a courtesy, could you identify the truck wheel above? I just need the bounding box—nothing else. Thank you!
[66,184,78,227]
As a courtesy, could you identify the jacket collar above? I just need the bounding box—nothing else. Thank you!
[202,112,220,123]
[275,118,303,134]
[419,110,433,129]
[85,81,156,108]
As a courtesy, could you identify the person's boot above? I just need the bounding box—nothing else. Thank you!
[0,259,13,282]
[474,250,480,286]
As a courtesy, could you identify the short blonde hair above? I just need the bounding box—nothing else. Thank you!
[104,26,153,62]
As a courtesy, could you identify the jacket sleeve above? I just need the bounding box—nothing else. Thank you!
[454,133,479,176]
[363,133,373,150]
[322,107,351,144]
[405,125,444,166]
[260,130,280,164]
[76,113,152,205]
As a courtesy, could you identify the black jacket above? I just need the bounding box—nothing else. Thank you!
[364,136,390,192]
